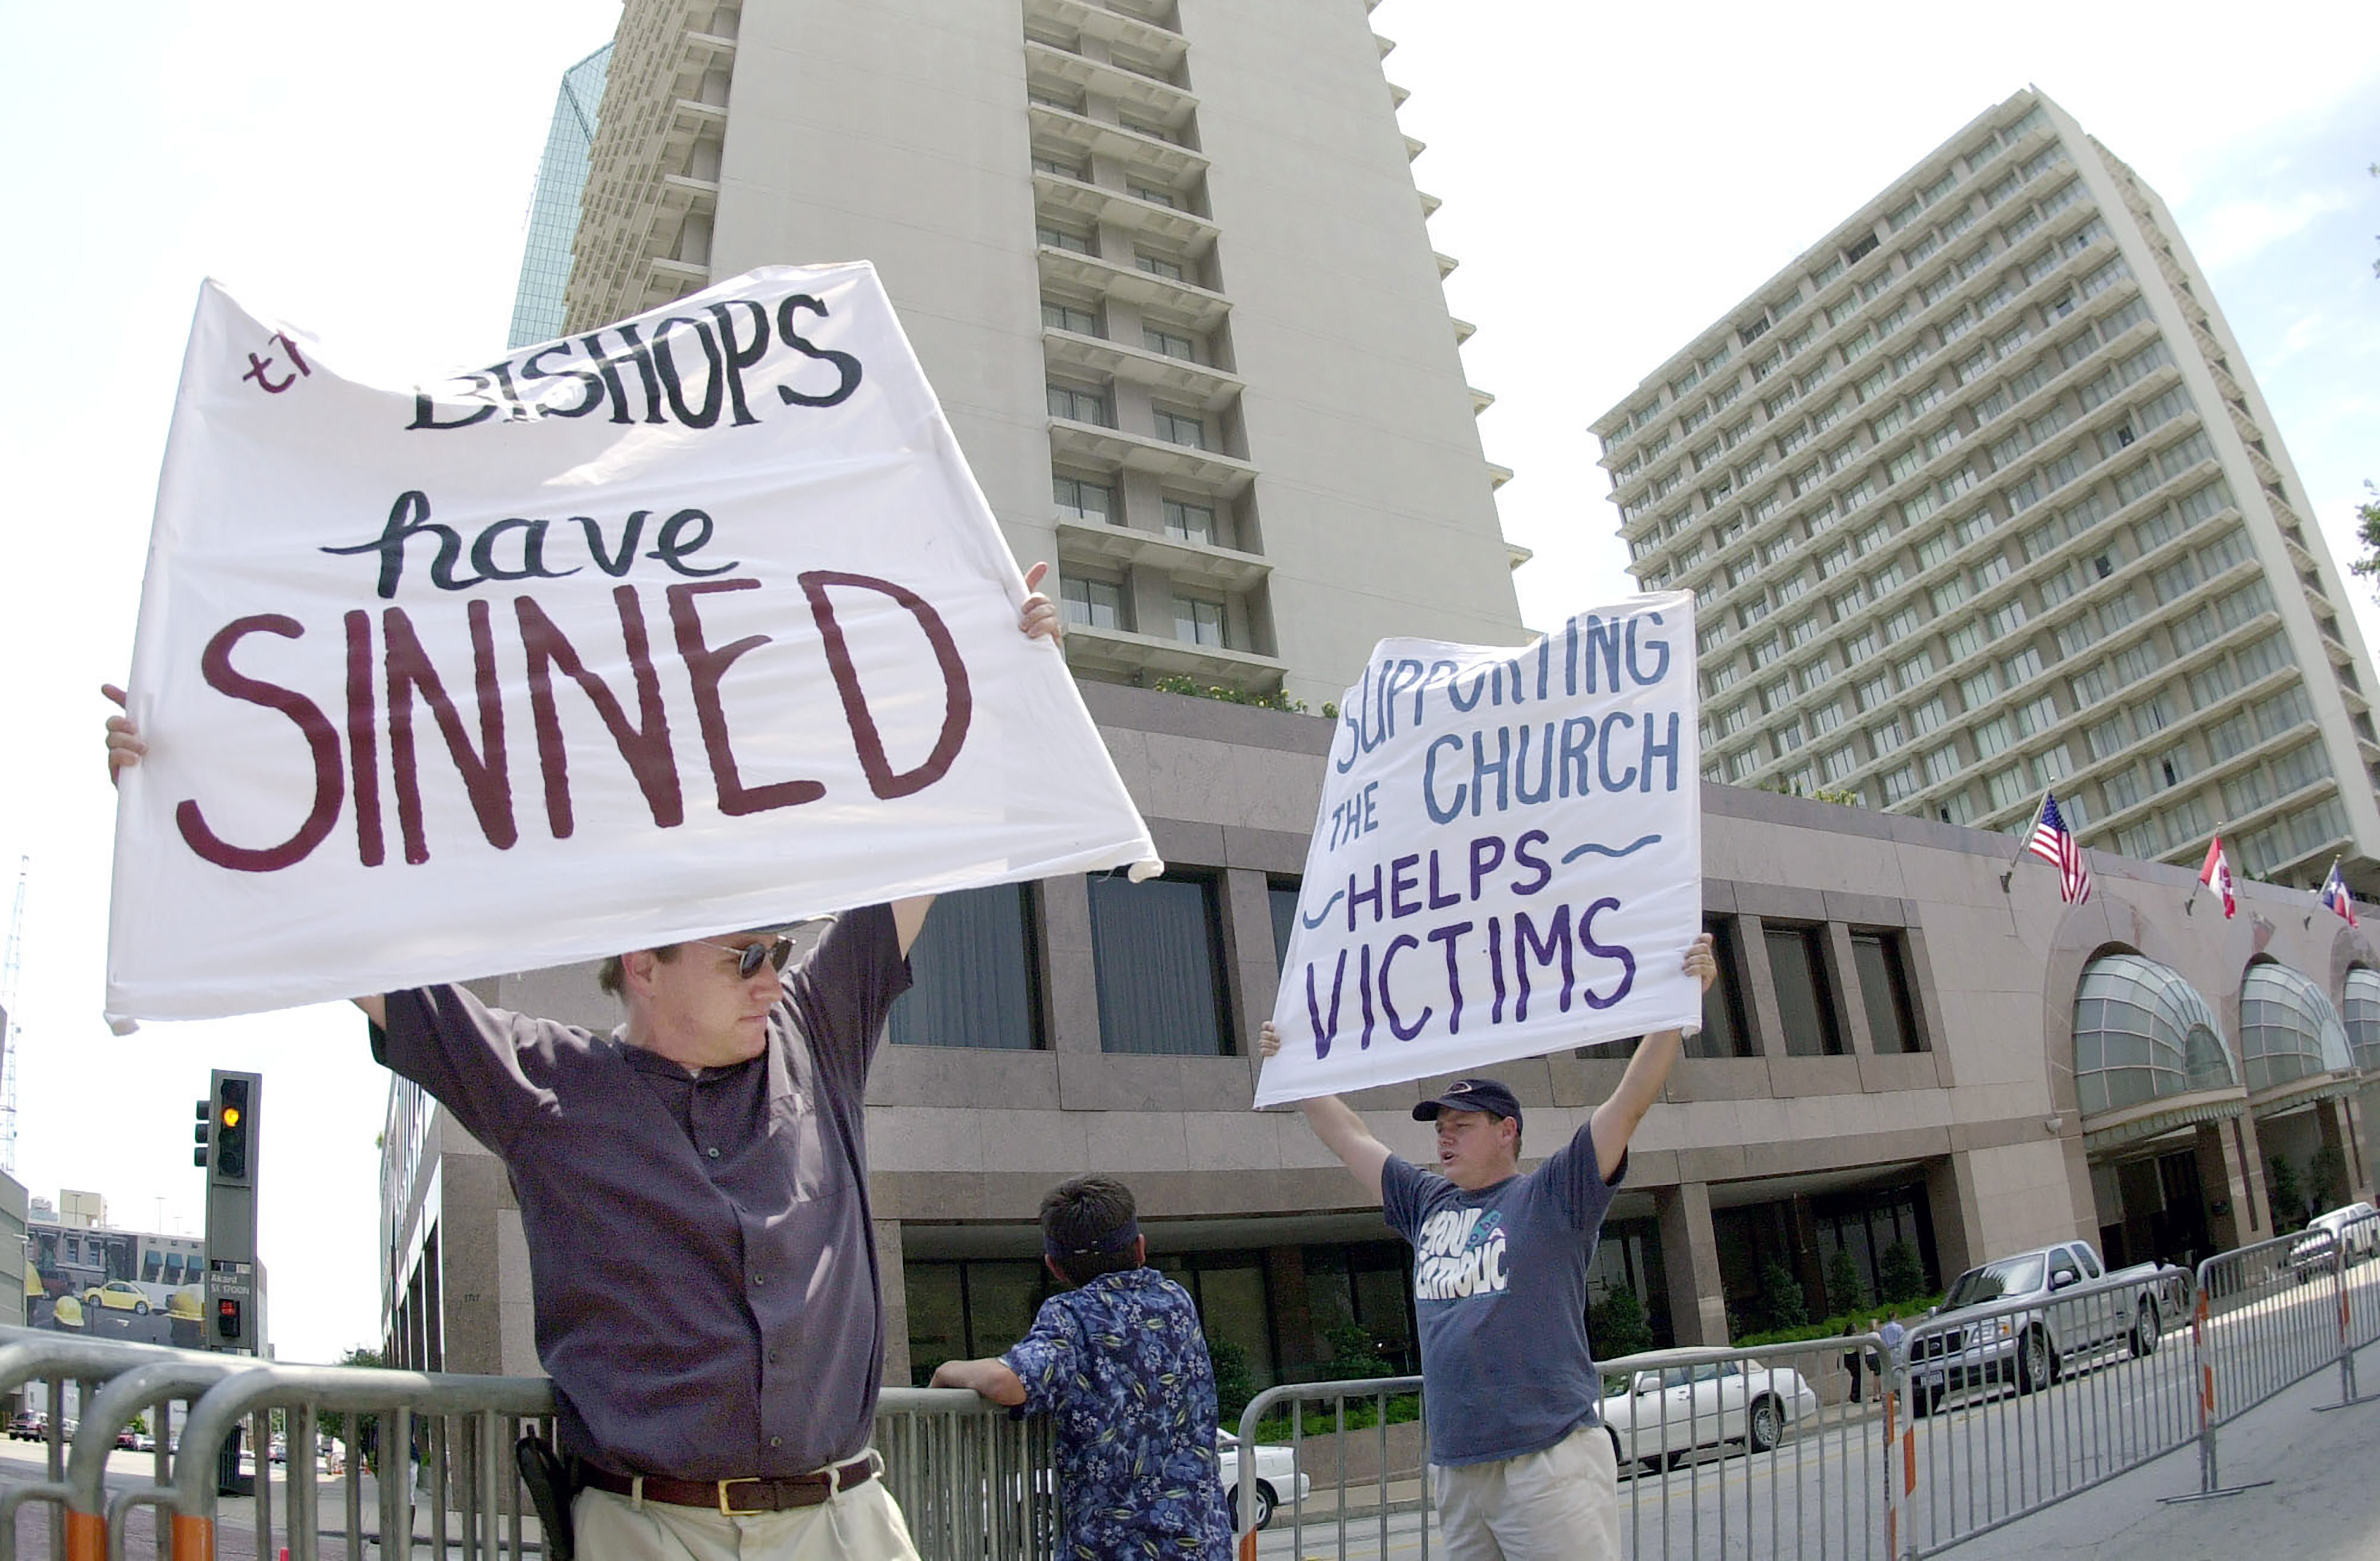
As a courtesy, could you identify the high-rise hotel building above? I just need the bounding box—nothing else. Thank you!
[559,0,1522,710]
[1594,89,2380,897]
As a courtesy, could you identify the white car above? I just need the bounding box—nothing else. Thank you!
[1217,1430,1311,1531]
[2289,1201,2380,1281]
[1602,1361,1822,1472]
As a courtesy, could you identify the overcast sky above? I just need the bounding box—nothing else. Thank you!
[0,2,2371,1364]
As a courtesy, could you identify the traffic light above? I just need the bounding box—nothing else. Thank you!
[193,1100,210,1168]
[213,1076,253,1183]
[215,1297,242,1341]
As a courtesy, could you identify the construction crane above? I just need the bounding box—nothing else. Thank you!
[1,855,24,1174]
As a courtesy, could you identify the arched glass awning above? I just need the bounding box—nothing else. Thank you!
[2240,963,2355,1092]
[2073,954,2237,1117]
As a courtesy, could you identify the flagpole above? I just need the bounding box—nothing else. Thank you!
[2003,791,2048,894]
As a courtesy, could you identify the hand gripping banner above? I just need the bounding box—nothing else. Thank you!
[1255,597,1702,1107]
[108,264,1159,1025]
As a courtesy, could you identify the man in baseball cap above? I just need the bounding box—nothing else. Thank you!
[1260,935,1716,1560]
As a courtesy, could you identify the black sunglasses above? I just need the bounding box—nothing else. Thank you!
[693,935,795,979]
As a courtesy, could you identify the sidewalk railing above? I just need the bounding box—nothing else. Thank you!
[2183,1210,2380,1498]
[1890,1267,2198,1557]
[0,1343,1060,1561]
[10,1226,2379,1561]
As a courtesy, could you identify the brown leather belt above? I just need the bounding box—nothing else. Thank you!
[579,1456,878,1514]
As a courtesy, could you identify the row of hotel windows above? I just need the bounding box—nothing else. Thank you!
[1046,378,1221,452]
[888,880,1929,1066]
[1042,296,1213,367]
[1057,574,1232,648]
[1054,474,1238,551]
[1603,105,2055,461]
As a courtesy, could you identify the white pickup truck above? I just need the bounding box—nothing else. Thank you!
[1905,1239,2187,1414]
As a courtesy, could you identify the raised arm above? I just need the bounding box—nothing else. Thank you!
[107,684,386,1025]
[1589,934,1716,1176]
[1258,1021,1392,1201]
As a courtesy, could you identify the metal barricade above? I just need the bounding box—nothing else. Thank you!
[2176,1211,2380,1501]
[0,1327,266,1561]
[160,1363,556,1561]
[1232,1338,1893,1561]
[1885,1267,2197,1558]
[873,1388,1057,1560]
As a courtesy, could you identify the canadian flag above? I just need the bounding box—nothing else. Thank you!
[2199,836,2237,920]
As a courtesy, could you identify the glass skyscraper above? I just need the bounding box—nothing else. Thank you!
[507,44,612,349]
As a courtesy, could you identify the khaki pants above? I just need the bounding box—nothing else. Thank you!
[1431,1423,1619,1561]
[571,1473,921,1561]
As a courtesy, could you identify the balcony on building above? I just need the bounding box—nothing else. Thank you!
[1036,244,1230,335]
[1023,39,1198,138]
[1024,0,1187,62]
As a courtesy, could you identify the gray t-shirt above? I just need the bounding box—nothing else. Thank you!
[1381,1122,1623,1466]
[374,905,908,1479]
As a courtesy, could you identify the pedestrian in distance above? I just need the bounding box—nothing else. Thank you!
[103,566,1067,1561]
[1258,933,1717,1561]
[930,1175,1233,1558]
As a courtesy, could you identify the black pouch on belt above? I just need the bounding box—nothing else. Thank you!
[515,1433,576,1561]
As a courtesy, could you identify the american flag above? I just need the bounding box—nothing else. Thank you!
[2321,862,2359,928]
[2025,791,2093,904]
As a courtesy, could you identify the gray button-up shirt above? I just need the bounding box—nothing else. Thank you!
[374,905,908,1479]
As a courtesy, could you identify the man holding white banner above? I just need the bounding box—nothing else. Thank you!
[1254,599,1713,1559]
[102,264,1162,1561]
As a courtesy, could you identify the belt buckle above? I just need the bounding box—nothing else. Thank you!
[717,1477,766,1517]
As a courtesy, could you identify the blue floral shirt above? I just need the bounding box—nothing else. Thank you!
[1002,1268,1233,1559]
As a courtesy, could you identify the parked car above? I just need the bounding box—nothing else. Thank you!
[8,1413,47,1441]
[115,1428,139,1451]
[1909,1240,2185,1414]
[81,1281,153,1315]
[2288,1202,2380,1282]
[1216,1430,1311,1531]
[1602,1360,1822,1472]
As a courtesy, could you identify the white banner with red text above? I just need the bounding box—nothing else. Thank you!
[108,264,1159,1025]
[1254,599,1702,1107]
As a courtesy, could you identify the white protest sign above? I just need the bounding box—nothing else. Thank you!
[1254,597,1701,1107]
[108,264,1159,1025]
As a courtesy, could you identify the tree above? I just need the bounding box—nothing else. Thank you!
[1824,1246,1869,1318]
[2310,1144,2349,1212]
[2269,1154,2308,1230]
[1318,1306,1393,1382]
[1877,1241,1928,1305]
[1589,1286,1655,1363]
[2348,483,2380,594]
[1206,1335,1255,1427]
[315,1346,385,1459]
[1758,1261,1808,1332]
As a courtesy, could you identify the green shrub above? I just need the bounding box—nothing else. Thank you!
[1824,1246,1869,1316]
[1877,1241,1929,1305]
[1590,1287,1655,1361]
[1206,1335,1255,1426]
[1148,675,1308,715]
[1758,1261,1808,1331]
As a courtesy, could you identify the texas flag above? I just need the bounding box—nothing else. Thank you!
[2198,835,2237,920]
[2321,862,2359,928]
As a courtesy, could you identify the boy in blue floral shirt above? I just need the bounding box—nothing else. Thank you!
[931,1175,1234,1557]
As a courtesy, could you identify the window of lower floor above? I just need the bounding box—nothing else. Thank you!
[888,883,1042,1049]
[1089,871,1233,1055]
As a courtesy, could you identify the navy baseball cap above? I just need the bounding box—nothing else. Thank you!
[1412,1078,1522,1129]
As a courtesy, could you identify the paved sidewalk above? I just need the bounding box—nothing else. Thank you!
[1946,1340,2380,1560]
